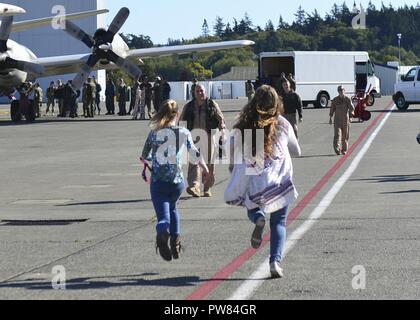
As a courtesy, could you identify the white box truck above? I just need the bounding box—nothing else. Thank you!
[258,51,381,108]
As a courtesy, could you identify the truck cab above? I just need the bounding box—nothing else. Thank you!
[393,67,420,110]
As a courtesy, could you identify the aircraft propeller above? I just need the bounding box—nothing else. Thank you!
[63,7,142,90]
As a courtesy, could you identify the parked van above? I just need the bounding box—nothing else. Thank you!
[393,66,420,110]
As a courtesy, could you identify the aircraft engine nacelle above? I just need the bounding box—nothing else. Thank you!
[96,32,129,66]
[0,4,26,16]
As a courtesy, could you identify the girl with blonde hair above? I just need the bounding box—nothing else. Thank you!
[141,100,209,261]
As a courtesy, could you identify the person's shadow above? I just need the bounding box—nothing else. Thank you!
[0,273,270,291]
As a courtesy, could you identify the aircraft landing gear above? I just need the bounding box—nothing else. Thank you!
[10,100,22,122]
[8,82,36,123]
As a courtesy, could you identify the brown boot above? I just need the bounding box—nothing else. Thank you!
[156,232,172,262]
[170,235,182,260]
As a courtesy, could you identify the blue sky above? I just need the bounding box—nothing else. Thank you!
[106,0,419,44]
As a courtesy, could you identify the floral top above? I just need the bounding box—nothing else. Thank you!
[141,126,200,184]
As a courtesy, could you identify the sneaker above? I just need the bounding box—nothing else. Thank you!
[203,190,212,197]
[251,217,266,249]
[156,232,172,262]
[170,235,182,260]
[270,261,284,279]
[186,187,201,198]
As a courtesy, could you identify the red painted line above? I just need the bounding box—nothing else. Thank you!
[186,102,395,301]
[286,104,394,225]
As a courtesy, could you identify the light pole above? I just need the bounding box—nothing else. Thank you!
[397,33,402,64]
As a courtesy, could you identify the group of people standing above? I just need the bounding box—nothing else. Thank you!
[105,76,171,120]
[43,77,102,118]
[35,74,172,120]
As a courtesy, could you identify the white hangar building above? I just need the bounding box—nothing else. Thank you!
[8,0,107,97]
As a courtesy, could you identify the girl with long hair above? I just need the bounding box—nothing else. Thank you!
[229,85,301,278]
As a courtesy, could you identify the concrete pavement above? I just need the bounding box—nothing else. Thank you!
[0,98,419,300]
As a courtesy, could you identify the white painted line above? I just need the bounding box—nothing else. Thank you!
[228,106,396,301]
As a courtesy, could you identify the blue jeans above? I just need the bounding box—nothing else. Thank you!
[248,207,289,263]
[150,180,185,236]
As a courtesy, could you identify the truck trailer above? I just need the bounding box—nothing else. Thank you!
[258,51,381,108]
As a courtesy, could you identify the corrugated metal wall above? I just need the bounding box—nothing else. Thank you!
[375,64,398,96]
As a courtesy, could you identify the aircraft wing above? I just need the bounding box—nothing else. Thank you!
[37,54,92,77]
[126,40,255,59]
[36,40,255,78]
[11,9,109,33]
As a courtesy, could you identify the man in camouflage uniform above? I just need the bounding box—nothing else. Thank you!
[45,81,56,116]
[33,83,43,118]
[83,77,96,118]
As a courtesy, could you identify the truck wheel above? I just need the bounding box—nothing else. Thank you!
[395,94,409,110]
[366,94,375,107]
[25,100,36,122]
[315,93,329,108]
[11,100,22,122]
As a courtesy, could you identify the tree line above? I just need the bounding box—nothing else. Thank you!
[110,2,420,84]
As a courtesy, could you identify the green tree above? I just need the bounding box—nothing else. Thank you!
[265,20,275,31]
[202,19,210,37]
[294,6,307,27]
[224,22,234,38]
[189,61,213,80]
[243,12,254,33]
[277,15,289,30]
[213,16,226,37]
[122,34,153,49]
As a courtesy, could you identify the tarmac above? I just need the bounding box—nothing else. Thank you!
[0,97,419,300]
